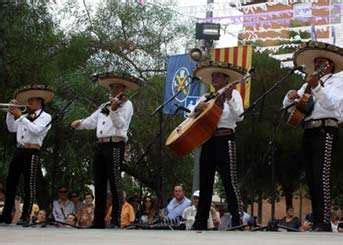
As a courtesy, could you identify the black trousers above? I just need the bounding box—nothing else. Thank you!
[92,142,125,228]
[2,148,40,223]
[194,134,242,229]
[303,126,338,229]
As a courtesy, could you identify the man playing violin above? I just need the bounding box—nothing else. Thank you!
[283,41,343,231]
[71,73,142,228]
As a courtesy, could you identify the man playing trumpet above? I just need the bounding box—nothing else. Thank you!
[0,84,53,226]
[70,73,141,228]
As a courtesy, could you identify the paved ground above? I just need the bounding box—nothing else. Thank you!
[0,226,342,245]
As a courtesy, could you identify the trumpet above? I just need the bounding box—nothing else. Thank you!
[0,103,27,113]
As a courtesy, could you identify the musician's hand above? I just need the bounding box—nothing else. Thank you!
[70,120,81,129]
[110,95,127,111]
[8,99,19,111]
[287,90,300,101]
[308,74,319,88]
[224,86,234,100]
[9,107,22,119]
[194,102,207,113]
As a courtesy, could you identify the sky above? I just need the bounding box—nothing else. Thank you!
[50,0,241,49]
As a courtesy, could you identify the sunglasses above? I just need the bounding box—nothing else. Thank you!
[58,190,67,193]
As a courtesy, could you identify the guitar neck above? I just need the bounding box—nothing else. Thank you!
[215,73,251,101]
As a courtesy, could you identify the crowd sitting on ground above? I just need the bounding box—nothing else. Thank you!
[0,183,342,232]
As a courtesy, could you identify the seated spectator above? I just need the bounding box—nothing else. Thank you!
[331,210,341,232]
[65,213,77,227]
[30,203,40,224]
[139,196,158,225]
[35,210,47,224]
[104,192,112,226]
[121,191,135,228]
[338,221,343,232]
[70,192,82,213]
[78,192,94,227]
[164,185,191,222]
[211,204,221,229]
[278,207,301,231]
[0,188,5,215]
[52,186,75,223]
[182,190,216,230]
[128,193,141,222]
[11,196,22,224]
[217,209,252,230]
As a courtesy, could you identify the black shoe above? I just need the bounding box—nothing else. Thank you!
[107,223,120,229]
[313,223,332,232]
[89,224,105,229]
[192,221,207,231]
[0,215,12,225]
[16,219,30,227]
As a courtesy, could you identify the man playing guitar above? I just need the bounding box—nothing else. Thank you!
[189,63,245,230]
[283,41,343,231]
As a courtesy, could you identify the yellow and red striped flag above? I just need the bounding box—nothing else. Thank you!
[211,45,253,108]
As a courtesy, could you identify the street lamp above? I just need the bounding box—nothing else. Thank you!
[190,23,221,62]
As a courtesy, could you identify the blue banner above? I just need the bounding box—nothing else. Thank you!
[163,54,201,115]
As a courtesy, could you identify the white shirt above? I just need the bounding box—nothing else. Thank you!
[188,89,244,130]
[182,205,214,230]
[76,100,133,141]
[283,71,343,123]
[6,109,52,146]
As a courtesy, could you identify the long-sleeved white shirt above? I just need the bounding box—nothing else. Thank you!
[188,89,244,130]
[6,109,51,146]
[76,100,133,141]
[283,71,343,123]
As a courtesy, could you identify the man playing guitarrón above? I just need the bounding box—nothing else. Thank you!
[283,41,343,231]
[190,62,245,230]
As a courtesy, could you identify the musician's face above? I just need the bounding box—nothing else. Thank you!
[27,97,43,111]
[211,72,229,91]
[314,57,334,74]
[110,84,126,97]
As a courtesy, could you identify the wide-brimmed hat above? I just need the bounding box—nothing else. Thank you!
[14,84,54,104]
[293,41,343,75]
[193,60,246,85]
[95,72,143,91]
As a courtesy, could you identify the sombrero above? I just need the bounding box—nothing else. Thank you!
[95,72,143,91]
[293,41,343,75]
[193,60,247,85]
[14,84,54,104]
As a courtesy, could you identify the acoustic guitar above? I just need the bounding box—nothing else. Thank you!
[165,73,252,156]
[287,63,330,127]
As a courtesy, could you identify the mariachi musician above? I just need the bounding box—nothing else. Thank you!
[188,62,246,230]
[0,84,53,226]
[70,73,142,228]
[283,41,343,231]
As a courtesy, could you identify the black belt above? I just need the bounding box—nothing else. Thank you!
[304,118,338,129]
[214,128,234,137]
